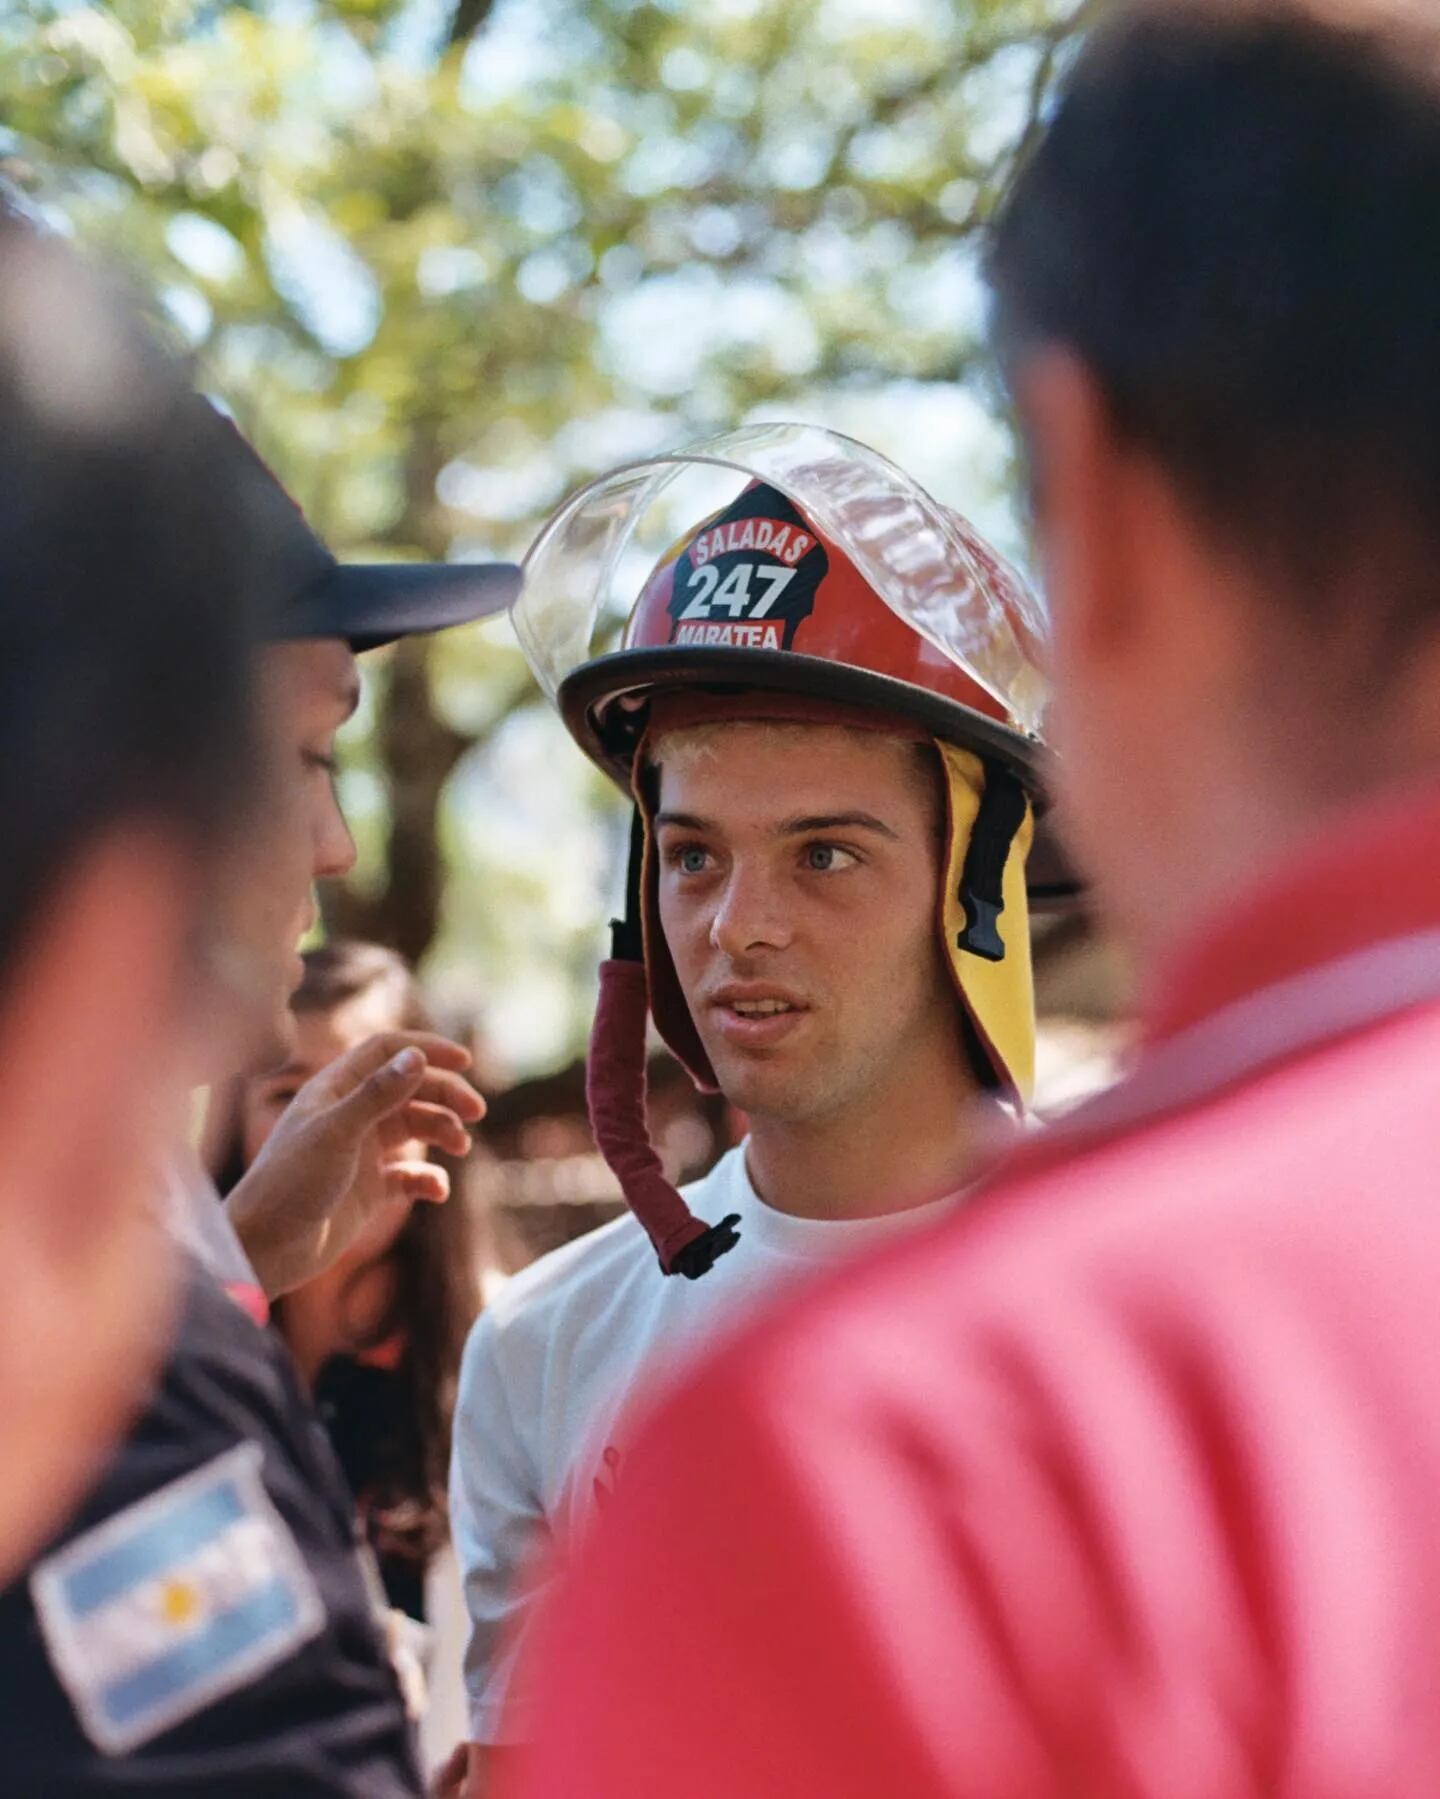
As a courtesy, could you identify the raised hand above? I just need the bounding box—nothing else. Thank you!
[226,1030,485,1298]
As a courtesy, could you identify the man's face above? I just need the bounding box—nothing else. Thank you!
[654,722,957,1124]
[218,639,359,1074]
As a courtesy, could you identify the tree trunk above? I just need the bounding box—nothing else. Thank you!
[448,0,498,47]
[323,427,472,964]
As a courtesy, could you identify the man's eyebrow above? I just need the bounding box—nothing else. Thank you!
[654,809,902,839]
[780,811,900,840]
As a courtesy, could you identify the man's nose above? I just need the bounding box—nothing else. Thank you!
[709,862,792,958]
[313,785,357,880]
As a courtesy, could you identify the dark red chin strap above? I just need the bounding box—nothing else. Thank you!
[586,811,741,1279]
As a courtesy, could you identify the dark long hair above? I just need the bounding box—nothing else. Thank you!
[219,940,478,1577]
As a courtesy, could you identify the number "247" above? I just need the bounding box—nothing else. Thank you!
[680,561,796,621]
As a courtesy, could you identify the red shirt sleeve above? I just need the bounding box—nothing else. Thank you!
[503,1223,1309,1799]
[505,1336,1068,1799]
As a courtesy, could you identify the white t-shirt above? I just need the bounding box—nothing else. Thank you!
[451,1142,955,1743]
[160,1149,257,1284]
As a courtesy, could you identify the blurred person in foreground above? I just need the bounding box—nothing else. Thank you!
[509,3,1440,1794]
[0,209,269,1585]
[0,306,507,1786]
[448,426,1067,1793]
[217,940,478,1625]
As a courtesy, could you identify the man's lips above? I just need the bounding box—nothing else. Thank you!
[707,985,810,1048]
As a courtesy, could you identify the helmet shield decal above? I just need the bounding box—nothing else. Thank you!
[666,485,828,653]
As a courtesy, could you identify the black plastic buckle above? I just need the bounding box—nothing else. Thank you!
[670,1213,743,1280]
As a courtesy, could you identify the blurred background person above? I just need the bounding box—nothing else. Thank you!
[221,940,477,1621]
[0,202,271,1582]
[212,939,480,1775]
[217,943,477,1753]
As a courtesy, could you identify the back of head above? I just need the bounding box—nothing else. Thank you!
[989,0,1440,673]
[0,205,269,979]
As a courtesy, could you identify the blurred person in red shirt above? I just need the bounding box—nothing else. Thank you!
[509,3,1440,1795]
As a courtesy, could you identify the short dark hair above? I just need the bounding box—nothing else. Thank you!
[987,0,1440,648]
[292,939,433,1030]
[0,210,268,983]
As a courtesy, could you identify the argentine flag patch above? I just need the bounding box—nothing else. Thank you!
[31,1443,324,1755]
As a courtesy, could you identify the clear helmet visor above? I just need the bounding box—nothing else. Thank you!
[513,422,1051,738]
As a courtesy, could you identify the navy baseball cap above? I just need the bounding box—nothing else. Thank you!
[208,399,522,652]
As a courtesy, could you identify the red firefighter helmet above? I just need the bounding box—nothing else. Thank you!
[520,424,1054,822]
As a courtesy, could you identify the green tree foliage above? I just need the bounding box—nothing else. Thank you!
[0,0,1081,1069]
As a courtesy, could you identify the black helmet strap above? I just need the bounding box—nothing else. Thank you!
[956,761,1027,963]
[608,803,647,965]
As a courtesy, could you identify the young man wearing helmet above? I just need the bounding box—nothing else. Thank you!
[449,428,1058,1786]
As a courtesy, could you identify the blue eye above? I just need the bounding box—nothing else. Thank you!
[804,844,857,873]
[678,846,710,875]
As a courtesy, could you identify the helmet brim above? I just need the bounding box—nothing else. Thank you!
[562,645,1041,786]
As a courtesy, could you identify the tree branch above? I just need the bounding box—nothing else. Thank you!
[447,0,497,49]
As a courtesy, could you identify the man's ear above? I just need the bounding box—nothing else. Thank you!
[0,829,193,1581]
[1017,349,1245,694]
[1015,349,1142,667]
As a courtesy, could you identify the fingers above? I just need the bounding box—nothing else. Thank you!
[384,1030,472,1074]
[400,1065,484,1124]
[384,1160,450,1206]
[318,1030,474,1102]
[386,1099,473,1158]
[373,1068,484,1160]
[329,1045,429,1135]
[313,1036,482,1146]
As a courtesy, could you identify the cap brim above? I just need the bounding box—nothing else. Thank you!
[283,559,523,652]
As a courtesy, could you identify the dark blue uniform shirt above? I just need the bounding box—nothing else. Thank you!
[0,1259,421,1794]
